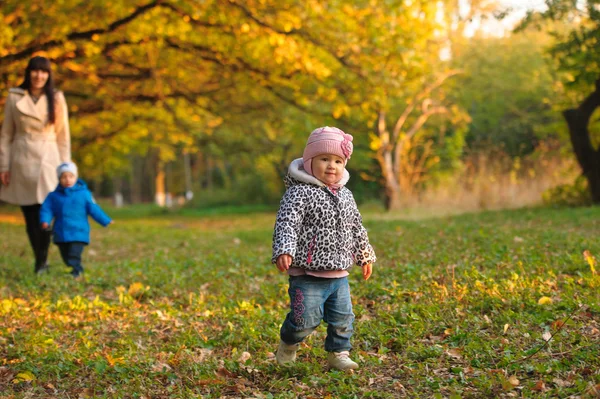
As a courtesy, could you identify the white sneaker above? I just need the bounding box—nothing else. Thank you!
[327,351,359,370]
[276,341,299,366]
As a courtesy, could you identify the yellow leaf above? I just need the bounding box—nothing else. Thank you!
[13,370,36,383]
[538,296,553,305]
[583,250,597,274]
[503,323,509,334]
[508,375,520,386]
[106,354,125,366]
[128,282,148,297]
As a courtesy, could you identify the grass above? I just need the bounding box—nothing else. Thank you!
[0,204,599,398]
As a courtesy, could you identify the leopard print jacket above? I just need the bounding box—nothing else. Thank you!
[272,159,376,271]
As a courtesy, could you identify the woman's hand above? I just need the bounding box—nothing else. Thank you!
[276,254,292,272]
[41,222,49,230]
[0,171,10,186]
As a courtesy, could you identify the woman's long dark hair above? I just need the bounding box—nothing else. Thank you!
[19,56,56,124]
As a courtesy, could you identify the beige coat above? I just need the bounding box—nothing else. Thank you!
[0,88,71,205]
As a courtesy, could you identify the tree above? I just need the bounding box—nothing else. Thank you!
[0,1,472,208]
[453,31,565,156]
[519,0,600,202]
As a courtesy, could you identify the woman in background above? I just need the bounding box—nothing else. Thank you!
[0,56,71,274]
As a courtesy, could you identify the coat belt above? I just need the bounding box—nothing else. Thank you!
[14,133,57,142]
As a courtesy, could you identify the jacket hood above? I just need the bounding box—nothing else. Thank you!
[285,158,350,189]
[56,178,88,193]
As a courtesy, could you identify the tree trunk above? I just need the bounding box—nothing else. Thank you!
[377,111,403,211]
[562,78,600,203]
[129,156,142,204]
[378,147,403,210]
[155,158,166,207]
[183,152,193,201]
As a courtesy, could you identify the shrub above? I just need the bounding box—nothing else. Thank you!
[542,175,592,207]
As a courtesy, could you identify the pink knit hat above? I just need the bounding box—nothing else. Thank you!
[302,126,353,175]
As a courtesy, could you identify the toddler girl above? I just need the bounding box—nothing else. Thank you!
[272,126,376,370]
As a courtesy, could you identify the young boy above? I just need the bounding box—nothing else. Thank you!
[40,162,112,278]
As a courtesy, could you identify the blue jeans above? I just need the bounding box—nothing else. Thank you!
[280,275,355,353]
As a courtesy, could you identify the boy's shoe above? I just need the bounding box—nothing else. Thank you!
[275,341,299,366]
[71,271,83,279]
[327,351,359,371]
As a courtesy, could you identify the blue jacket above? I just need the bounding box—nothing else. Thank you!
[40,179,112,244]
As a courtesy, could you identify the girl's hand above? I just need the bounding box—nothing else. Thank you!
[362,264,373,280]
[276,254,292,272]
[41,222,49,229]
[0,171,10,186]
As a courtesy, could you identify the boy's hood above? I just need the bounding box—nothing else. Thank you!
[284,158,350,189]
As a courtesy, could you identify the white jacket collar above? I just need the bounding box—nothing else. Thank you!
[288,158,350,187]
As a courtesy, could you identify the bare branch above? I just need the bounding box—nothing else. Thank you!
[393,105,448,173]
[391,70,461,143]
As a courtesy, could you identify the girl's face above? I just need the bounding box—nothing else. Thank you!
[59,172,77,188]
[311,154,345,185]
[30,69,49,91]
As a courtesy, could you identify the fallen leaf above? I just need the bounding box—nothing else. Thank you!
[551,320,565,329]
[503,324,510,334]
[238,351,251,363]
[538,296,553,305]
[216,367,235,378]
[542,331,552,342]
[359,314,371,321]
[585,384,600,396]
[152,362,172,372]
[12,370,35,383]
[446,348,462,359]
[508,375,520,386]
[128,282,148,297]
[583,250,597,274]
[532,380,546,392]
[513,236,524,243]
[79,388,94,398]
[552,377,572,387]
[585,327,599,335]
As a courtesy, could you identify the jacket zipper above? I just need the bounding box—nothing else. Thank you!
[306,235,317,264]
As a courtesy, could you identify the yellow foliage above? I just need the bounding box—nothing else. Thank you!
[583,250,597,275]
[537,296,553,305]
[128,282,149,298]
[13,370,36,384]
[106,353,126,367]
[369,133,382,151]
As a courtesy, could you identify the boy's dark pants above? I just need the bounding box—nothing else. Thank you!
[57,242,86,276]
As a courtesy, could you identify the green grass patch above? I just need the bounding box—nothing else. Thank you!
[1,205,599,398]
